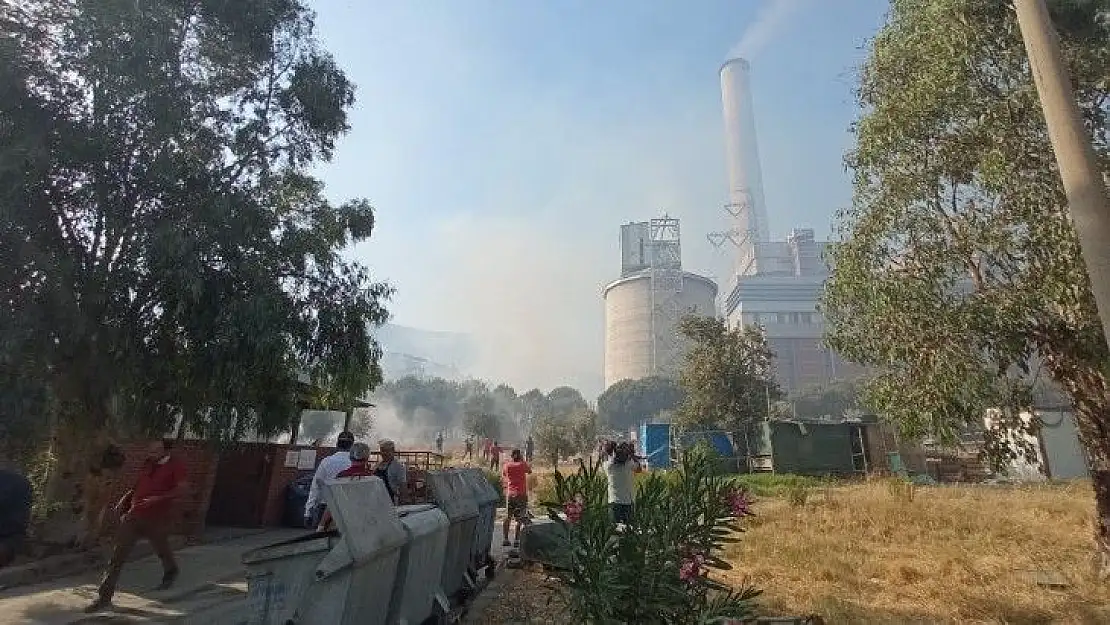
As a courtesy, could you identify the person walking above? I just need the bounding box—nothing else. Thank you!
[500,449,532,547]
[524,435,534,463]
[463,437,474,461]
[0,469,31,569]
[435,431,444,454]
[488,440,501,471]
[303,431,355,529]
[85,440,187,613]
[604,441,641,526]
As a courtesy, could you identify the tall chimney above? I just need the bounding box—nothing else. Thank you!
[720,57,770,245]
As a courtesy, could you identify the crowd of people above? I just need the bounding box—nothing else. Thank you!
[304,431,408,532]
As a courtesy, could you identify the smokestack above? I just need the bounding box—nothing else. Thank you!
[720,57,770,244]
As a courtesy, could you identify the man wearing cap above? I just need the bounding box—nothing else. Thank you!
[303,431,354,529]
[315,442,374,532]
[374,439,407,505]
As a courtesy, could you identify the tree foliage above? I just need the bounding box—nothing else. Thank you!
[822,0,1110,573]
[676,316,781,435]
[823,0,1109,461]
[462,410,501,441]
[0,0,392,445]
[533,416,576,466]
[597,376,685,431]
[786,378,865,420]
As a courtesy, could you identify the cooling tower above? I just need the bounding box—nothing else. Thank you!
[603,271,718,389]
[720,57,770,244]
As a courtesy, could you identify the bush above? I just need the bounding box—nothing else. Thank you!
[727,473,825,498]
[482,469,505,505]
[540,448,760,624]
[529,473,556,505]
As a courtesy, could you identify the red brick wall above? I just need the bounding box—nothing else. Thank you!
[100,440,218,538]
[259,444,324,526]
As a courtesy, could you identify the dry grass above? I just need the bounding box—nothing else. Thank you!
[723,479,1110,624]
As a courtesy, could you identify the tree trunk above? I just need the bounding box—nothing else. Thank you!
[1093,469,1110,579]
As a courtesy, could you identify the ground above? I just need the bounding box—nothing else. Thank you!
[473,477,1110,624]
[721,479,1110,623]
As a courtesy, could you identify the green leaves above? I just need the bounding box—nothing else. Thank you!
[676,315,781,436]
[824,0,1110,467]
[541,447,760,624]
[0,0,392,444]
[597,375,685,431]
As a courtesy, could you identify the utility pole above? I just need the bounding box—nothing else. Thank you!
[1013,0,1110,351]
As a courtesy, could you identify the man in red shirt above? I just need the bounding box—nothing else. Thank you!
[85,440,187,613]
[500,449,531,547]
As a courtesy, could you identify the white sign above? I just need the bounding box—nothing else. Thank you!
[284,450,300,468]
[296,449,317,470]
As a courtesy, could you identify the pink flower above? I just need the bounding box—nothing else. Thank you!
[563,500,584,524]
[679,554,705,582]
[726,488,754,517]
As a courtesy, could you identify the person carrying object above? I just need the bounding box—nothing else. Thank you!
[85,440,187,613]
[315,442,375,532]
[303,431,355,529]
[604,441,641,526]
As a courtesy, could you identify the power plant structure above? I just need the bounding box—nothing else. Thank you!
[710,57,865,393]
[603,217,718,389]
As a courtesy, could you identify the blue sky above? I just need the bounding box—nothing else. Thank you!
[308,0,889,396]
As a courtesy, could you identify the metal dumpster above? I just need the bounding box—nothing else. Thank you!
[388,504,450,625]
[241,477,408,625]
[458,468,499,576]
[426,469,479,598]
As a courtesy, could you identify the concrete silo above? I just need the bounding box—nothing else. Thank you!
[603,217,718,389]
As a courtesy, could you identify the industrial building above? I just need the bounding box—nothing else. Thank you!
[711,57,865,393]
[603,217,717,389]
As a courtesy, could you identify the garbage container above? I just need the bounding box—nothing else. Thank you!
[519,517,570,570]
[457,468,499,576]
[282,474,314,528]
[242,477,408,625]
[426,470,479,599]
[388,504,450,625]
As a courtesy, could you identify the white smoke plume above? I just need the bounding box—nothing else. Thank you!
[727,0,807,61]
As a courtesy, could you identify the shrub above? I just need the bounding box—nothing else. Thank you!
[540,446,760,624]
[728,473,824,498]
[483,469,505,505]
[529,473,556,505]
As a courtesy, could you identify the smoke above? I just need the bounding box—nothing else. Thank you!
[727,0,807,61]
[363,396,430,447]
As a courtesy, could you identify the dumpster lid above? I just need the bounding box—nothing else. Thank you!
[426,470,479,520]
[320,476,408,570]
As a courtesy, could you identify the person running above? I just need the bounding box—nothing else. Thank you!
[524,435,534,463]
[303,431,354,529]
[500,449,532,547]
[604,441,640,526]
[489,440,501,471]
[85,440,187,613]
[315,442,375,532]
[0,469,31,569]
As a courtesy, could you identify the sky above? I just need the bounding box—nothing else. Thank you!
[307,0,890,398]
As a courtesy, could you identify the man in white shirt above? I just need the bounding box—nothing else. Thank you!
[303,431,355,528]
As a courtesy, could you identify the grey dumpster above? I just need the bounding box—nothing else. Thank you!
[426,469,479,598]
[388,504,450,625]
[458,468,500,575]
[242,477,408,625]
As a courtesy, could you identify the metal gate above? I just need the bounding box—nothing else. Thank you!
[206,442,274,527]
